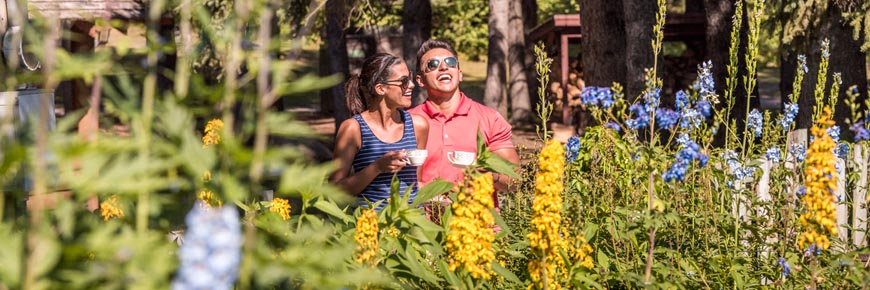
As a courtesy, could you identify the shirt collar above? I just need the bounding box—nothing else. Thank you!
[422,92,472,118]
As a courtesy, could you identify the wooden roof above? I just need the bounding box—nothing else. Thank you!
[28,0,146,20]
[528,13,706,44]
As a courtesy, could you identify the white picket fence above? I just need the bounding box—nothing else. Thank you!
[751,129,869,249]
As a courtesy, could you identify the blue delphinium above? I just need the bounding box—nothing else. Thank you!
[790,143,806,163]
[827,125,840,142]
[605,121,621,132]
[766,147,781,163]
[627,102,651,130]
[580,87,615,109]
[663,138,708,182]
[850,122,870,141]
[675,90,689,111]
[676,133,690,146]
[821,39,830,58]
[723,150,755,187]
[680,108,702,129]
[836,142,849,159]
[780,102,798,131]
[747,109,763,138]
[565,136,581,163]
[172,202,242,290]
[696,100,712,117]
[692,61,715,96]
[580,87,600,107]
[777,257,792,277]
[655,108,680,130]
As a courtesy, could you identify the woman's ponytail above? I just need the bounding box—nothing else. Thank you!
[345,74,365,115]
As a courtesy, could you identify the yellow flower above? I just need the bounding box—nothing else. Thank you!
[202,119,224,147]
[528,140,566,290]
[798,107,838,251]
[197,189,222,208]
[100,195,124,221]
[354,209,379,267]
[446,173,496,280]
[269,198,292,221]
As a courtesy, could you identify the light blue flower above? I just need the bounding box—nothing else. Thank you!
[780,102,798,131]
[747,109,763,138]
[675,90,689,111]
[676,133,690,146]
[173,202,242,290]
[850,122,870,141]
[605,121,621,132]
[835,142,849,159]
[692,61,715,96]
[766,147,781,163]
[797,55,808,73]
[680,108,702,129]
[790,143,806,163]
[827,125,840,142]
[696,100,712,117]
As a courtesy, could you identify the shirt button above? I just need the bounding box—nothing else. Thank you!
[444,134,448,138]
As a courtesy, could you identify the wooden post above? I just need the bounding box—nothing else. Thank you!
[853,144,868,247]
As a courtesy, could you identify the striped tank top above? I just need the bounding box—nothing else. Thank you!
[352,110,418,210]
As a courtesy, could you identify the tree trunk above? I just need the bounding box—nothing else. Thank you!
[704,0,734,108]
[323,0,350,129]
[403,0,432,107]
[622,0,656,100]
[508,0,532,122]
[796,4,868,134]
[485,0,509,116]
[523,0,540,118]
[580,0,626,94]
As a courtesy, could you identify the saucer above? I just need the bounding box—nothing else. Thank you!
[451,161,475,168]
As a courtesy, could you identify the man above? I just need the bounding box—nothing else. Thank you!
[409,39,520,206]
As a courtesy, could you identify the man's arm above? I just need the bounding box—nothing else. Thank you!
[491,147,520,192]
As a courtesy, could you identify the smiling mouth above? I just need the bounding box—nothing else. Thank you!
[437,74,452,81]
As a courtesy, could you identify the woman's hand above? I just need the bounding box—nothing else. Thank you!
[373,150,408,173]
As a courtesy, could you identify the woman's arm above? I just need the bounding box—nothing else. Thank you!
[330,118,407,195]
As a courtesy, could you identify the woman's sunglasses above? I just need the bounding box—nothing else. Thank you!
[425,57,459,72]
[382,76,412,91]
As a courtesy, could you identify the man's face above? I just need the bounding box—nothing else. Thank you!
[417,48,463,96]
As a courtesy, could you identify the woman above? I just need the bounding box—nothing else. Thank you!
[331,53,429,211]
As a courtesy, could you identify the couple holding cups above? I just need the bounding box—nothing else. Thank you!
[330,40,520,211]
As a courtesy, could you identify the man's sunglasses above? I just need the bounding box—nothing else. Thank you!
[425,57,459,72]
[382,76,412,91]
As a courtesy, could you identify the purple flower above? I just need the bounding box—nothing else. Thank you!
[605,121,621,132]
[850,122,870,141]
[627,103,650,130]
[777,257,792,277]
[796,186,806,197]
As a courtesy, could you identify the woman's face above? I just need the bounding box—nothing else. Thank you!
[377,62,415,109]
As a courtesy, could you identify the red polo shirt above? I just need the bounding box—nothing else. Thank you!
[409,92,514,186]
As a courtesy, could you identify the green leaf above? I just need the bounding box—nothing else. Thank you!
[492,261,521,283]
[597,251,610,270]
[0,224,22,288]
[412,179,453,207]
[313,199,353,223]
[437,260,463,287]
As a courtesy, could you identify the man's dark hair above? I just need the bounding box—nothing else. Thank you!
[415,39,459,73]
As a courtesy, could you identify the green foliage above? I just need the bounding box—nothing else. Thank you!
[432,0,490,60]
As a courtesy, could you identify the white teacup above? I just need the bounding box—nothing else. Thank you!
[447,151,476,166]
[403,149,428,166]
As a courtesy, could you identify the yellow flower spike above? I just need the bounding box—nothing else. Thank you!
[197,189,223,208]
[354,209,379,267]
[202,119,224,148]
[269,198,292,221]
[798,107,838,251]
[100,195,124,221]
[446,173,496,280]
[528,140,567,290]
